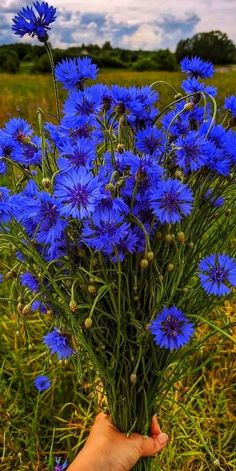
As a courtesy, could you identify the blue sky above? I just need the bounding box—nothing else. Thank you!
[1,0,236,50]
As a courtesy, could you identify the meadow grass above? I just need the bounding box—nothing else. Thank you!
[0,69,236,470]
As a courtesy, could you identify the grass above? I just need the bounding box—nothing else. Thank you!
[0,69,236,470]
[0,69,236,127]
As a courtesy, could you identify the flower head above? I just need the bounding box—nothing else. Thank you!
[224,96,236,118]
[174,131,215,174]
[150,179,194,224]
[43,328,73,359]
[34,375,51,391]
[180,57,214,79]
[199,254,236,296]
[149,306,194,350]
[20,272,40,292]
[54,457,68,471]
[55,57,98,90]
[181,77,217,97]
[54,168,103,220]
[12,1,56,41]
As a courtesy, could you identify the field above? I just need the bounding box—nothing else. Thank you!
[0,70,236,471]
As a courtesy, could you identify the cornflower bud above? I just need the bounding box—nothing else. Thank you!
[174,170,184,180]
[22,303,32,315]
[130,373,137,384]
[184,102,195,111]
[134,295,139,302]
[165,234,174,243]
[88,285,97,296]
[156,231,162,240]
[140,259,149,270]
[84,317,93,329]
[116,143,125,153]
[174,93,182,100]
[17,302,23,314]
[69,301,77,312]
[42,178,51,189]
[46,309,53,316]
[146,251,154,261]
[188,242,194,249]
[177,232,185,244]
[167,263,174,272]
[105,183,115,192]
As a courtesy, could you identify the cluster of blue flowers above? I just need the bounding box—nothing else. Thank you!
[1,1,236,359]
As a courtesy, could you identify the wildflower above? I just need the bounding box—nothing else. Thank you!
[43,328,73,359]
[135,126,164,157]
[20,272,40,292]
[174,131,215,174]
[224,96,236,118]
[31,300,48,314]
[63,85,104,122]
[54,457,68,471]
[12,138,42,166]
[180,57,214,79]
[204,190,224,208]
[12,1,57,42]
[55,57,98,90]
[150,179,194,224]
[82,207,131,256]
[0,187,12,223]
[57,138,96,171]
[199,254,236,296]
[2,118,32,143]
[34,375,51,391]
[181,77,217,97]
[54,168,103,220]
[149,306,194,350]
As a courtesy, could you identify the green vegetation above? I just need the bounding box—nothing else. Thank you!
[176,31,236,65]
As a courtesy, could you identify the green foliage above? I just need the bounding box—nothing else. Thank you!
[176,31,236,65]
[132,58,158,71]
[0,49,20,73]
[154,49,178,71]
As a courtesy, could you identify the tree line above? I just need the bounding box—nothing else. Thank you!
[0,30,236,74]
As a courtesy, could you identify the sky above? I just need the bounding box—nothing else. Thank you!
[1,0,236,51]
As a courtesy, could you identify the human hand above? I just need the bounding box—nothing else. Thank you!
[67,411,169,471]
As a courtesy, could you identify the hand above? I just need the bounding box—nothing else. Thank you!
[67,412,169,471]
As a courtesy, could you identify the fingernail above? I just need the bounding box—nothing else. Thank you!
[158,433,169,445]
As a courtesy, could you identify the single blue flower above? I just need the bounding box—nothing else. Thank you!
[54,168,104,220]
[20,272,40,292]
[63,85,104,122]
[32,300,48,314]
[12,138,41,166]
[34,375,51,391]
[180,57,214,79]
[55,57,98,90]
[57,138,96,171]
[43,328,73,359]
[12,1,56,42]
[150,179,194,224]
[199,254,236,296]
[3,118,32,143]
[54,457,68,471]
[149,306,194,350]
[82,207,131,255]
[174,131,215,174]
[136,126,164,157]
[181,77,217,97]
[224,95,236,118]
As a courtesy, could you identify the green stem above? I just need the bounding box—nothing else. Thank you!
[44,41,60,121]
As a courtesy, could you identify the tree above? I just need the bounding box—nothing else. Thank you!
[154,49,178,71]
[0,49,20,73]
[176,31,236,65]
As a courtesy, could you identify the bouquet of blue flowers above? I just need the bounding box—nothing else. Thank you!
[1,2,236,470]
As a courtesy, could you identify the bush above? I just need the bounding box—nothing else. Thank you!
[154,49,178,71]
[132,58,158,71]
[0,50,20,73]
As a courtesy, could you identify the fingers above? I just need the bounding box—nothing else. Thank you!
[141,433,169,457]
[150,415,161,436]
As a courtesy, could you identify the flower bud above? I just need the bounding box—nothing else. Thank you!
[184,102,194,111]
[84,317,93,329]
[140,259,149,270]
[165,234,174,243]
[6,270,16,280]
[88,285,96,296]
[182,287,188,293]
[225,209,231,216]
[42,178,51,189]
[174,170,184,180]
[130,373,137,384]
[105,183,115,192]
[156,231,162,240]
[22,303,32,315]
[17,302,23,314]
[188,242,194,249]
[167,263,174,272]
[146,251,154,261]
[174,93,182,100]
[46,309,53,316]
[116,143,125,153]
[134,295,139,302]
[69,301,77,312]
[177,232,185,244]
[16,330,20,336]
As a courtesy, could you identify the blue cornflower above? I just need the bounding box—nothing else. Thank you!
[54,457,68,471]
[206,148,231,176]
[12,1,56,42]
[180,57,214,79]
[174,131,216,174]
[32,300,48,314]
[55,57,98,90]
[224,131,236,165]
[0,187,12,223]
[224,96,236,118]
[82,207,131,255]
[150,179,194,224]
[34,375,51,391]
[136,126,164,157]
[3,118,32,143]
[43,328,73,359]
[199,254,236,296]
[205,190,224,208]
[54,168,103,220]
[20,272,40,292]
[182,77,217,97]
[149,306,194,350]
[57,138,95,171]
[12,137,41,166]
[111,85,137,114]
[63,85,104,123]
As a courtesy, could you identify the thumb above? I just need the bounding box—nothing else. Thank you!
[140,433,169,457]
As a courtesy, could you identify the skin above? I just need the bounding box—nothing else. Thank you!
[67,412,169,471]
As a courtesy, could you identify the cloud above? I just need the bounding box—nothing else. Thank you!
[155,13,200,35]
